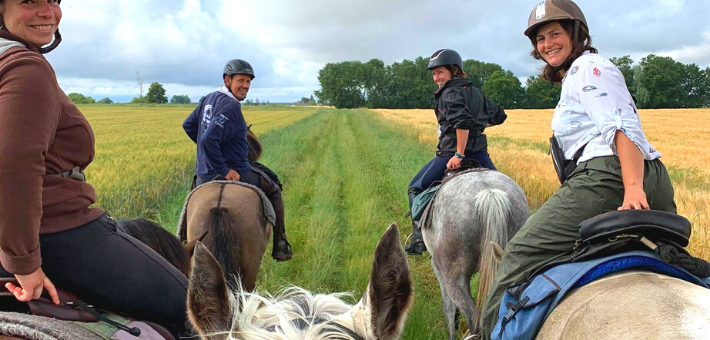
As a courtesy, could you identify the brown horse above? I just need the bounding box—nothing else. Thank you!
[180,127,274,291]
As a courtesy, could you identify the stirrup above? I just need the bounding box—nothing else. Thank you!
[272,240,293,261]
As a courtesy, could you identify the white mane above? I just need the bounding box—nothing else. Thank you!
[223,285,362,340]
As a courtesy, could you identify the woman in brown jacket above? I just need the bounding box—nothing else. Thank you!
[0,0,189,336]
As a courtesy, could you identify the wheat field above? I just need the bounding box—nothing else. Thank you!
[373,108,710,260]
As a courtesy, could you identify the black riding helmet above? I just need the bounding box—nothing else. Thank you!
[427,49,463,71]
[223,59,255,80]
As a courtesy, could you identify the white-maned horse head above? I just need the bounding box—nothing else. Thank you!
[186,224,414,340]
[483,242,710,340]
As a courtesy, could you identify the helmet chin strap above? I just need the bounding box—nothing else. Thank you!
[39,29,62,54]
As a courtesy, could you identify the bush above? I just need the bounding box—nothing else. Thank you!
[97,97,114,104]
[68,93,95,104]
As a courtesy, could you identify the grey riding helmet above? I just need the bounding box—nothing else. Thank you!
[427,49,463,71]
[223,59,255,79]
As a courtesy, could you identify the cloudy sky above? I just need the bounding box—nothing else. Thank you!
[47,0,710,103]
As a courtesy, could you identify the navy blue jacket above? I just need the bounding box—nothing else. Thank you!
[183,88,251,182]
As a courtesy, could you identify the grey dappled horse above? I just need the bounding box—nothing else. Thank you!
[186,224,413,340]
[422,169,529,340]
[480,244,710,340]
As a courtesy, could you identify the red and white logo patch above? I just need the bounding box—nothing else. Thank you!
[593,67,601,77]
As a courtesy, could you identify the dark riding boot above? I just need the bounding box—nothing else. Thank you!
[405,188,427,255]
[269,191,292,262]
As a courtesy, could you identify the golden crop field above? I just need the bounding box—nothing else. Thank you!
[80,105,318,220]
[373,108,710,260]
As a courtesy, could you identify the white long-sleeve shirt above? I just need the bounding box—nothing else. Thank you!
[552,51,660,164]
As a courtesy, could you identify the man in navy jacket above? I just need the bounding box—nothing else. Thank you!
[183,59,292,261]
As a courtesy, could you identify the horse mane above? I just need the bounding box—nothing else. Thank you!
[116,218,191,277]
[247,128,262,162]
[226,285,360,339]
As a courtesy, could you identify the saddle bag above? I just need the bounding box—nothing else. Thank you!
[549,136,585,185]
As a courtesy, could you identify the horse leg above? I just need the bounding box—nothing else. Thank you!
[432,257,458,340]
[434,257,478,339]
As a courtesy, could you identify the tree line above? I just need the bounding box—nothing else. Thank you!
[315,55,710,110]
[68,82,192,105]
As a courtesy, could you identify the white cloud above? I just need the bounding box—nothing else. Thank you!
[40,0,710,102]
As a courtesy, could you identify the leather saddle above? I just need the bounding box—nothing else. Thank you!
[0,278,174,340]
[579,209,691,248]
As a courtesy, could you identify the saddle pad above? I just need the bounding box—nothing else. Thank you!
[0,312,100,340]
[177,180,275,241]
[492,250,710,340]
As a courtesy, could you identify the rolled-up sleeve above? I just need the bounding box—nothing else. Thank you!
[577,63,645,155]
[0,55,61,275]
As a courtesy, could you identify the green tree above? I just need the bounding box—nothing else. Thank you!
[309,95,316,105]
[463,60,504,89]
[96,97,113,104]
[130,96,149,104]
[145,82,168,104]
[169,94,191,104]
[67,93,95,104]
[523,76,561,109]
[637,55,686,108]
[482,70,524,109]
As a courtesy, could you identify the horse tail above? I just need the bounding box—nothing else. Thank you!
[207,207,241,285]
[247,128,262,162]
[473,189,511,315]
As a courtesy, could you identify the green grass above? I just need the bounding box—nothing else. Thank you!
[238,109,457,338]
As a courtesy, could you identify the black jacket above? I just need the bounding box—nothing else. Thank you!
[434,78,507,157]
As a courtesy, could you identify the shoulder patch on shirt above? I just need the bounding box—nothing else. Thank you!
[582,85,598,92]
[593,67,601,77]
[570,66,579,75]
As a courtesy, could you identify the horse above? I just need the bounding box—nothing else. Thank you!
[116,218,191,277]
[186,224,413,340]
[179,126,276,291]
[480,243,710,340]
[421,169,529,340]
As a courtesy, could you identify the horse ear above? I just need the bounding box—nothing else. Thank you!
[491,241,505,263]
[187,242,235,338]
[367,223,414,340]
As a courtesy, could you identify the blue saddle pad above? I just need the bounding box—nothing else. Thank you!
[492,250,710,340]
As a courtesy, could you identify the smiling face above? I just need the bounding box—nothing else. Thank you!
[431,66,452,88]
[535,21,572,68]
[225,74,252,101]
[0,0,62,48]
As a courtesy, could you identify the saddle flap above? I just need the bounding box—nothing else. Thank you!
[0,277,98,322]
[579,210,691,247]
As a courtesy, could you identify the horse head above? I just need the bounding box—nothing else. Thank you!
[187,224,414,340]
[246,125,262,163]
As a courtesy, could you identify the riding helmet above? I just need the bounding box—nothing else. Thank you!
[223,59,255,79]
[427,49,463,71]
[524,0,587,40]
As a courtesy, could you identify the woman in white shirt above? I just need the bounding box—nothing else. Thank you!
[478,0,676,337]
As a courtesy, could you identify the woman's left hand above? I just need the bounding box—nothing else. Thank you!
[618,185,650,210]
[447,156,462,170]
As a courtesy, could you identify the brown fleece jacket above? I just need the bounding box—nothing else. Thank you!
[0,33,104,275]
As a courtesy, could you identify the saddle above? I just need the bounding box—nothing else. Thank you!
[0,278,174,340]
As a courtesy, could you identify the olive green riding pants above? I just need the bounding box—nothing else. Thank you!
[479,156,676,339]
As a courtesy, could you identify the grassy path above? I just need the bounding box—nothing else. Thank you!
[160,109,468,338]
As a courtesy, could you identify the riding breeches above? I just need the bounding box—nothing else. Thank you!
[409,149,497,209]
[0,214,189,337]
[478,156,676,339]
